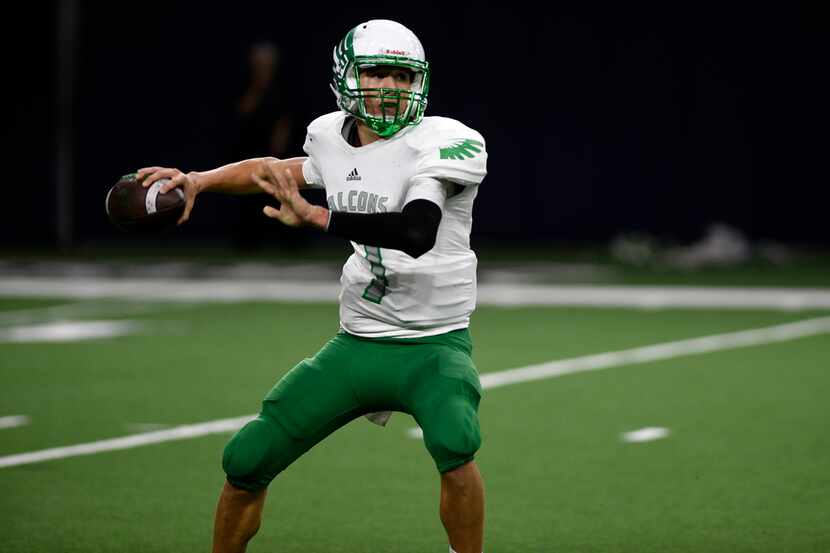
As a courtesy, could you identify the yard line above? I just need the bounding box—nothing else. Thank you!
[1,316,829,469]
[0,416,254,469]
[125,422,173,433]
[0,415,30,430]
[478,315,830,389]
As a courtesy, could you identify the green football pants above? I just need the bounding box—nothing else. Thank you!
[222,328,483,491]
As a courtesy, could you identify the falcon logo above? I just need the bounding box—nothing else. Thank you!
[439,139,484,160]
[346,168,362,182]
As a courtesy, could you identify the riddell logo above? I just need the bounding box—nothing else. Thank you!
[383,49,408,56]
[346,168,362,181]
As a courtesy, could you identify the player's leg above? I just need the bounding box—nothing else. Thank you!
[401,331,485,553]
[212,406,362,553]
[441,461,485,553]
[213,334,364,553]
[212,480,267,553]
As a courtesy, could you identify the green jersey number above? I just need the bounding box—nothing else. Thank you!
[362,246,388,304]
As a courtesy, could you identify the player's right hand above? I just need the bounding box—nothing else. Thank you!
[136,166,201,225]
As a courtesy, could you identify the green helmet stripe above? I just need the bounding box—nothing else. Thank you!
[335,28,355,70]
[345,27,354,58]
[331,27,429,137]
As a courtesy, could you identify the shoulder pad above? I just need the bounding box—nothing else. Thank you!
[407,117,487,186]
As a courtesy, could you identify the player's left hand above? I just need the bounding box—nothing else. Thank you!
[253,160,328,229]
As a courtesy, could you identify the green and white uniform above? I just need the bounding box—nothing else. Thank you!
[302,111,487,338]
[221,19,488,491]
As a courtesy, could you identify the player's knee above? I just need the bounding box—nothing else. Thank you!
[425,409,482,473]
[222,415,279,491]
[440,459,478,491]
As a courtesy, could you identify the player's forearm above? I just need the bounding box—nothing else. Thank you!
[188,158,269,195]
[327,200,442,258]
[192,157,308,195]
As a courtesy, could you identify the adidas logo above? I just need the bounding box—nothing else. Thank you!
[346,168,362,182]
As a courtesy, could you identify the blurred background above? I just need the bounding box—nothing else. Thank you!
[3,5,830,552]
[4,2,826,268]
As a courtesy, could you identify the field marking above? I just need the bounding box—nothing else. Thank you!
[0,416,254,469]
[3,316,830,469]
[621,427,670,443]
[2,277,830,310]
[0,415,30,430]
[478,315,830,389]
[0,320,142,343]
[125,423,174,433]
[406,427,424,440]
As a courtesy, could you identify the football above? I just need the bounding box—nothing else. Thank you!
[105,173,185,232]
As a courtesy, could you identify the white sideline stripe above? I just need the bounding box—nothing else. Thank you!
[2,277,830,310]
[0,300,198,326]
[480,284,830,310]
[478,315,830,389]
[0,416,255,469]
[0,278,338,303]
[2,316,830,469]
[0,415,30,430]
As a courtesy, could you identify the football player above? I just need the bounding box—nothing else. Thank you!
[138,19,487,553]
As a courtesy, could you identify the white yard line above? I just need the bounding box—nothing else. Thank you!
[0,415,30,430]
[478,315,830,389]
[2,277,830,310]
[2,316,830,468]
[125,422,174,433]
[0,416,254,469]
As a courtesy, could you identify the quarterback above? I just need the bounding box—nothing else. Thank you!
[139,19,487,553]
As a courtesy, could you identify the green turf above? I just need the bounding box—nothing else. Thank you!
[1,301,828,552]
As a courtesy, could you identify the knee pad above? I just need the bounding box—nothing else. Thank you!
[422,394,482,474]
[222,415,282,491]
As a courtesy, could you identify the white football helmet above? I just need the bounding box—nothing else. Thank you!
[331,20,430,137]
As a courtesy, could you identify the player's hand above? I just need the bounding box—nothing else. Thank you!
[136,166,201,225]
[253,160,328,230]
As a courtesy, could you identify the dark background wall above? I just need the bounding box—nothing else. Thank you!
[5,2,826,250]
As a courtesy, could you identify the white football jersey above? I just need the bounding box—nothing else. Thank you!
[302,111,487,338]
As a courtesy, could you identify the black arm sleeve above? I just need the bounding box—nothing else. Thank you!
[327,199,442,259]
